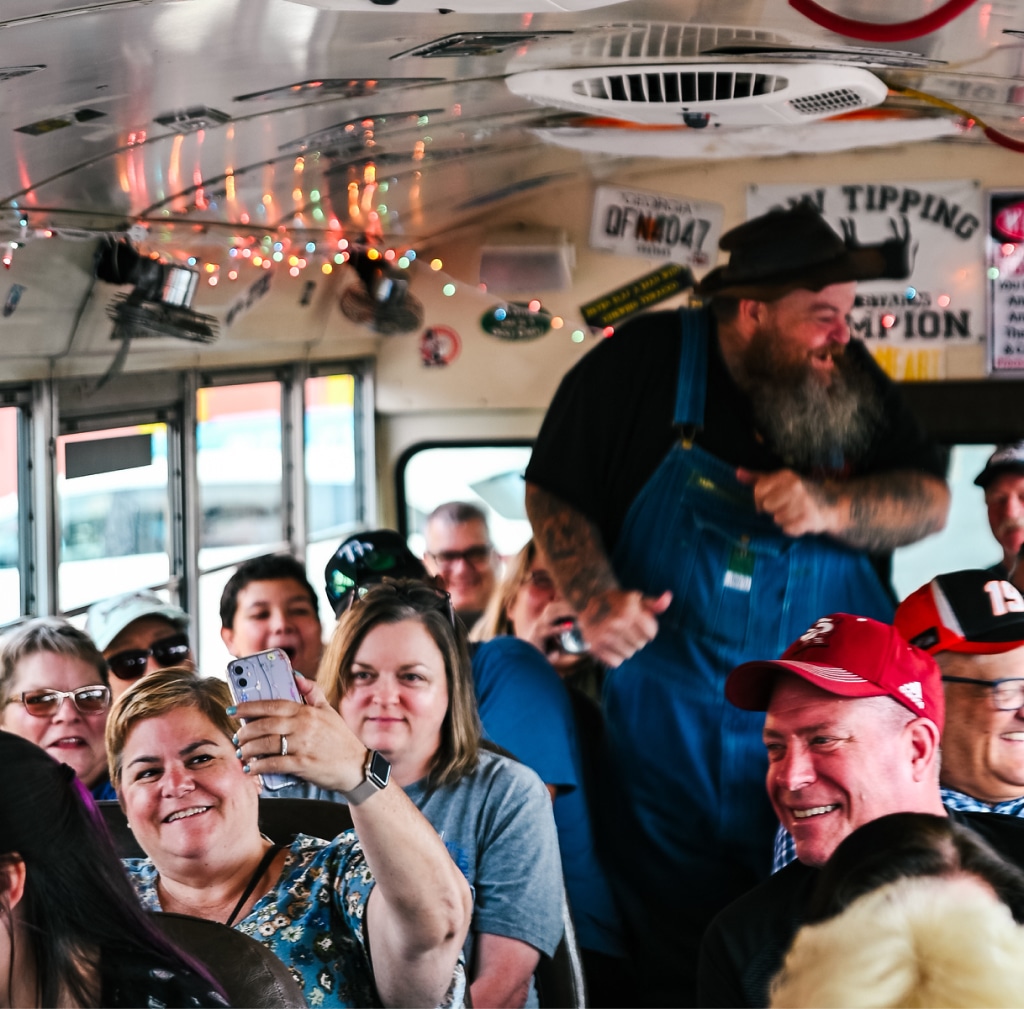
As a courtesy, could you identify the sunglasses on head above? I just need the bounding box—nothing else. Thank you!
[7,685,111,718]
[106,633,191,681]
[345,578,457,631]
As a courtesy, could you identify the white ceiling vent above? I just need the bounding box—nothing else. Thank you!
[506,63,888,126]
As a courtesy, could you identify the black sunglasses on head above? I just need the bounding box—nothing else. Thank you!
[106,633,191,681]
[345,578,457,631]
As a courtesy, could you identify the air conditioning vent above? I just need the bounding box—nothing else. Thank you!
[573,71,787,104]
[788,88,870,116]
[507,62,887,126]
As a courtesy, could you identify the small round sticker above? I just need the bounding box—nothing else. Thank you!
[421,325,461,367]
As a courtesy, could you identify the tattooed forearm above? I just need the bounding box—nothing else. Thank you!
[820,471,950,552]
[525,482,621,612]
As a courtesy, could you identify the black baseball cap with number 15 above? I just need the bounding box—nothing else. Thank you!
[895,569,1024,656]
[325,530,429,616]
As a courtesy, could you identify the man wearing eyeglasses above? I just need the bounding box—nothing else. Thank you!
[86,589,193,702]
[896,568,1024,816]
[423,501,500,627]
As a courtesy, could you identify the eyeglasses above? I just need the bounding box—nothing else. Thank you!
[346,578,457,631]
[523,569,556,594]
[6,685,111,718]
[426,545,493,569]
[106,633,191,681]
[941,675,1024,711]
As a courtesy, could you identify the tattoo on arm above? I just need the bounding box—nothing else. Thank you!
[821,471,950,552]
[525,483,621,611]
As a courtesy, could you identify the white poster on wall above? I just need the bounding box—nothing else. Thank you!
[986,190,1024,373]
[747,181,984,348]
[589,185,723,267]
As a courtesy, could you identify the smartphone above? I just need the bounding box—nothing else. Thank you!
[226,649,302,791]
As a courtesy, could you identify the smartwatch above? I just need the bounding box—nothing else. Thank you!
[343,748,391,805]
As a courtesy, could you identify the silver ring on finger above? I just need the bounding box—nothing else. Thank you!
[280,734,289,757]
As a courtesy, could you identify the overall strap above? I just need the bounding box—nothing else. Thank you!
[225,841,285,928]
[673,306,710,436]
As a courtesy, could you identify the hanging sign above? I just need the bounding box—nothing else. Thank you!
[589,185,723,266]
[987,191,1024,373]
[748,181,984,355]
[581,263,693,330]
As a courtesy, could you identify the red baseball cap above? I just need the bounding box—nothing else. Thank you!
[726,613,944,730]
[895,570,1024,656]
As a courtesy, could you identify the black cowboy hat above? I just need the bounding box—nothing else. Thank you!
[696,204,914,299]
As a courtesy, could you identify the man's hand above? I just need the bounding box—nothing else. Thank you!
[736,467,950,551]
[578,588,672,668]
[736,467,837,538]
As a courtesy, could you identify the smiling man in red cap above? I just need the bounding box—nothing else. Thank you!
[525,204,951,1003]
[698,610,1024,1008]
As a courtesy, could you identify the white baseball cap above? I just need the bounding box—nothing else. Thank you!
[86,589,189,651]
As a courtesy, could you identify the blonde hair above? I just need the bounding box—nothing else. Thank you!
[106,667,237,788]
[317,580,481,788]
[471,539,537,643]
[770,875,1024,1008]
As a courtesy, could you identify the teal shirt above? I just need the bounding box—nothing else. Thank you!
[126,831,465,1008]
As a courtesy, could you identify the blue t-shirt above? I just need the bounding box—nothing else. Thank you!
[126,831,465,1008]
[472,637,625,957]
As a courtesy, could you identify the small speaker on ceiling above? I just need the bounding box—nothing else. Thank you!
[479,227,575,293]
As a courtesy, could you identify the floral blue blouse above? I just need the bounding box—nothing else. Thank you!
[125,831,465,1008]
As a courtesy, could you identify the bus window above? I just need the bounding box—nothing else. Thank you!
[0,406,21,624]
[305,372,360,627]
[56,424,173,613]
[197,381,285,565]
[399,443,534,563]
[892,444,998,600]
[196,380,285,674]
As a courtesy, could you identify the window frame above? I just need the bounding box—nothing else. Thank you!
[4,360,372,658]
[395,437,535,543]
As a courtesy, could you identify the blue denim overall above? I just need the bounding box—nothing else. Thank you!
[603,308,894,1004]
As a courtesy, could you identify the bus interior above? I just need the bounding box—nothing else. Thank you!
[0,0,1022,671]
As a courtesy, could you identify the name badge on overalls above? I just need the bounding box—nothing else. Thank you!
[724,546,753,593]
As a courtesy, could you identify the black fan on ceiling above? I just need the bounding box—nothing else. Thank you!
[339,249,423,335]
[95,237,219,345]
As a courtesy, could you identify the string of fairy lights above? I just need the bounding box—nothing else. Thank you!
[2,204,590,342]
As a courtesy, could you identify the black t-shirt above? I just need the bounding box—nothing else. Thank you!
[525,308,949,556]
[697,809,1024,1008]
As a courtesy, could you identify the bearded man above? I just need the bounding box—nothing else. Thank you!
[524,205,950,1006]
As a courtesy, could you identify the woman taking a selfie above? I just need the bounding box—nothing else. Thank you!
[107,665,471,1008]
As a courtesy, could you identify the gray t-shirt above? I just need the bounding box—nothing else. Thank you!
[270,750,564,1004]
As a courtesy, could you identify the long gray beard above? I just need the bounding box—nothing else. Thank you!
[740,351,882,471]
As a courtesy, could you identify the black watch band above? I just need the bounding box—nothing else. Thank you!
[343,749,391,805]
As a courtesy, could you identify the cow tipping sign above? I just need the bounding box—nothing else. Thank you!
[589,185,724,268]
[748,181,984,349]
